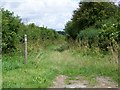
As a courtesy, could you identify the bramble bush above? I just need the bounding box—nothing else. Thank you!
[1,8,62,54]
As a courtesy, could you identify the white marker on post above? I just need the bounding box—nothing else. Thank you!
[24,34,27,64]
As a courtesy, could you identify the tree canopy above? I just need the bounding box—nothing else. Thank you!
[64,2,118,40]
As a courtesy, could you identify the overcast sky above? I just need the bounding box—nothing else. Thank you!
[1,0,119,31]
[0,0,80,31]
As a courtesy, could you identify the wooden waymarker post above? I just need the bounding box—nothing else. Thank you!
[24,34,27,64]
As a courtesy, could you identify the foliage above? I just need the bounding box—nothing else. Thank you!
[64,21,78,40]
[77,27,100,48]
[98,19,118,51]
[18,23,60,43]
[57,31,65,35]
[64,2,117,39]
[64,2,119,52]
[1,8,62,53]
[1,5,119,88]
[1,8,22,53]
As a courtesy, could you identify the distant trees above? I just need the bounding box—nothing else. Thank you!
[57,31,65,35]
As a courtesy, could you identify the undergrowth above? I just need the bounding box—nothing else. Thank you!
[2,43,118,88]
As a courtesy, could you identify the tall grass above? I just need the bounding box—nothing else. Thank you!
[2,44,118,88]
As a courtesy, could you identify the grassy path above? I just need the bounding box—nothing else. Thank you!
[2,46,118,88]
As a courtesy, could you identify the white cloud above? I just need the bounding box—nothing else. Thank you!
[1,0,79,31]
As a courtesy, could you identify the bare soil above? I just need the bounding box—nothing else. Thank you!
[50,75,118,88]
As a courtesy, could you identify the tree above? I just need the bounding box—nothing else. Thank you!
[64,21,78,40]
[64,2,117,40]
[1,8,21,53]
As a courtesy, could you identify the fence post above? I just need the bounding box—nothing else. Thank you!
[24,34,27,64]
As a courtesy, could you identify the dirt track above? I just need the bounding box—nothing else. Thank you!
[51,75,118,88]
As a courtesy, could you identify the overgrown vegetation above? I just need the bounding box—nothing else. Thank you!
[64,2,120,64]
[1,8,63,54]
[2,45,118,88]
[1,1,120,88]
